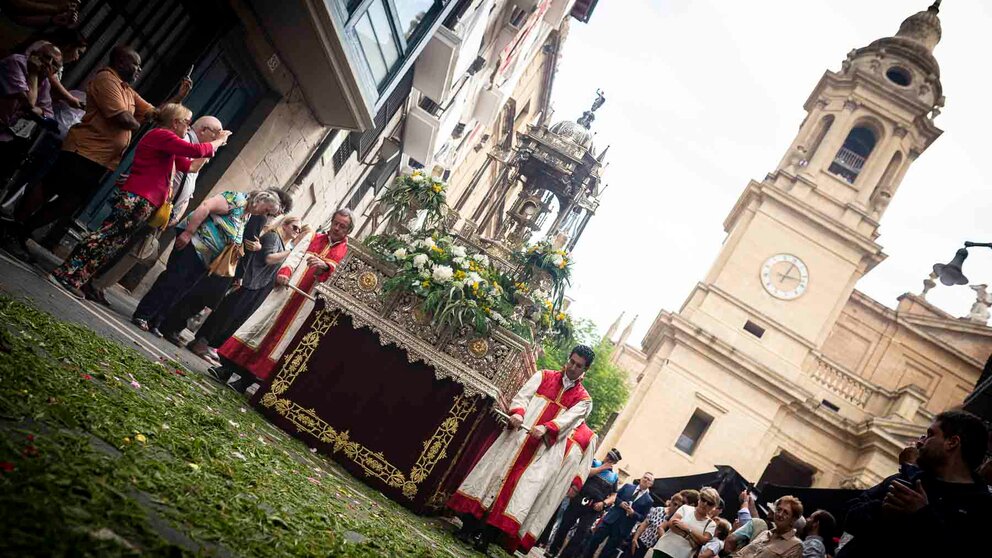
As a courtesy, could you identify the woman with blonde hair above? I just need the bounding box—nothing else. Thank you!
[190,214,311,365]
[652,486,719,558]
[49,103,228,298]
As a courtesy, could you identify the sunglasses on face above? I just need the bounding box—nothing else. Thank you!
[289,224,301,233]
[700,498,716,506]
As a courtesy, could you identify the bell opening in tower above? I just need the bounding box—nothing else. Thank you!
[829,126,878,184]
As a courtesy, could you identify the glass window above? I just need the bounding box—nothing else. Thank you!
[675,409,714,455]
[393,0,438,40]
[369,1,400,80]
[355,12,388,85]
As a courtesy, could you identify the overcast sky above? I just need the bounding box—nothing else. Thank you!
[548,0,992,344]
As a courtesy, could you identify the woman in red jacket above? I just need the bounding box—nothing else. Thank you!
[49,103,229,298]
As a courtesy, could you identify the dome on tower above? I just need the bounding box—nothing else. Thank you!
[895,2,942,51]
[549,120,595,149]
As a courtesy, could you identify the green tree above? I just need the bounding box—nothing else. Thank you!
[537,319,630,430]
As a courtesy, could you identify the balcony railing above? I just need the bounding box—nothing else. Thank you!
[828,147,867,183]
[810,356,875,407]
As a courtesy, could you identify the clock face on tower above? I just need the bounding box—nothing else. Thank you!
[760,254,809,300]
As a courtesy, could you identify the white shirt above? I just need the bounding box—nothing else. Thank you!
[169,129,200,224]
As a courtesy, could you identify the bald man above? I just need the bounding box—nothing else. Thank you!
[171,115,224,222]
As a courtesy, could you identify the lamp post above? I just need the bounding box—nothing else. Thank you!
[925,242,992,294]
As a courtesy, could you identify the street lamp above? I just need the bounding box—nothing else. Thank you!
[933,242,992,286]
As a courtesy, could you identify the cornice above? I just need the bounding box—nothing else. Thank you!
[723,181,887,271]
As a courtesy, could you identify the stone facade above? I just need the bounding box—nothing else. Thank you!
[602,4,989,489]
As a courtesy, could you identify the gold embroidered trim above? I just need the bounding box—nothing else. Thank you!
[261,306,479,500]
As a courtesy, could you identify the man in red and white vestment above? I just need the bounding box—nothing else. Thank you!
[516,422,598,554]
[216,209,352,391]
[448,345,595,553]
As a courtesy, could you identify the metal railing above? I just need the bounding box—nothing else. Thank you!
[810,356,876,407]
[832,147,867,174]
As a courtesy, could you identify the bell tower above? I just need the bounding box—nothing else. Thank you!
[686,2,946,359]
[601,3,975,490]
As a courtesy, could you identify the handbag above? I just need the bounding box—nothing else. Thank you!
[207,243,244,277]
[130,228,161,263]
[146,165,184,230]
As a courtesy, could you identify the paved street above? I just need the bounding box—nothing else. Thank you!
[0,242,212,376]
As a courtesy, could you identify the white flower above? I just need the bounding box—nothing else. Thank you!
[398,234,411,243]
[452,256,467,268]
[432,265,454,283]
[410,174,424,182]
[491,312,506,324]
[412,254,429,269]
[467,272,483,285]
[393,248,407,260]
[472,253,490,266]
[451,245,467,258]
[550,254,564,266]
[422,237,436,250]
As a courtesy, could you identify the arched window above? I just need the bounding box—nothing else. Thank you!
[871,151,903,207]
[804,114,834,162]
[829,126,878,183]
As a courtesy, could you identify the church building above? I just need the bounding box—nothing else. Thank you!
[601,2,992,489]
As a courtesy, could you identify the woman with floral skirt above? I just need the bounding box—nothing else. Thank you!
[48,103,228,298]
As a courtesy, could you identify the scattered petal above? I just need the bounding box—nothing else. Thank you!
[80,373,93,380]
[0,462,14,473]
[134,434,147,444]
[310,448,317,453]
[307,477,321,485]
[123,437,131,444]
[232,451,247,461]
[227,420,239,428]
[162,424,170,430]
[128,374,141,389]
[188,463,200,471]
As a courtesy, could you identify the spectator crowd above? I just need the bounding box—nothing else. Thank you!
[531,409,990,558]
[0,5,352,396]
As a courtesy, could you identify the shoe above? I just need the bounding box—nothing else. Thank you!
[163,332,183,347]
[227,373,253,394]
[149,327,163,338]
[47,274,84,299]
[81,283,111,307]
[207,366,233,384]
[131,318,150,331]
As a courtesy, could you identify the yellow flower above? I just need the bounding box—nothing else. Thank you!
[454,270,466,280]
[544,299,553,309]
[135,433,147,444]
[421,280,431,288]
[432,184,443,193]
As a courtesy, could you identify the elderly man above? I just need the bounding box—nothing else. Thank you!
[733,496,804,558]
[214,208,352,393]
[6,44,192,259]
[85,115,227,304]
[449,345,594,554]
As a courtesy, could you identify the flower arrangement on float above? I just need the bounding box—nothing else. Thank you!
[378,169,448,232]
[369,231,518,335]
[366,172,578,343]
[513,239,574,312]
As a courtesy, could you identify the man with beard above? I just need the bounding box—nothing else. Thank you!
[4,44,192,258]
[837,410,991,557]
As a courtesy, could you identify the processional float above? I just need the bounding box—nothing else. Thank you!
[252,93,611,512]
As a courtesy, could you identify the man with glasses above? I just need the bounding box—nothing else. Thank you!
[581,471,655,558]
